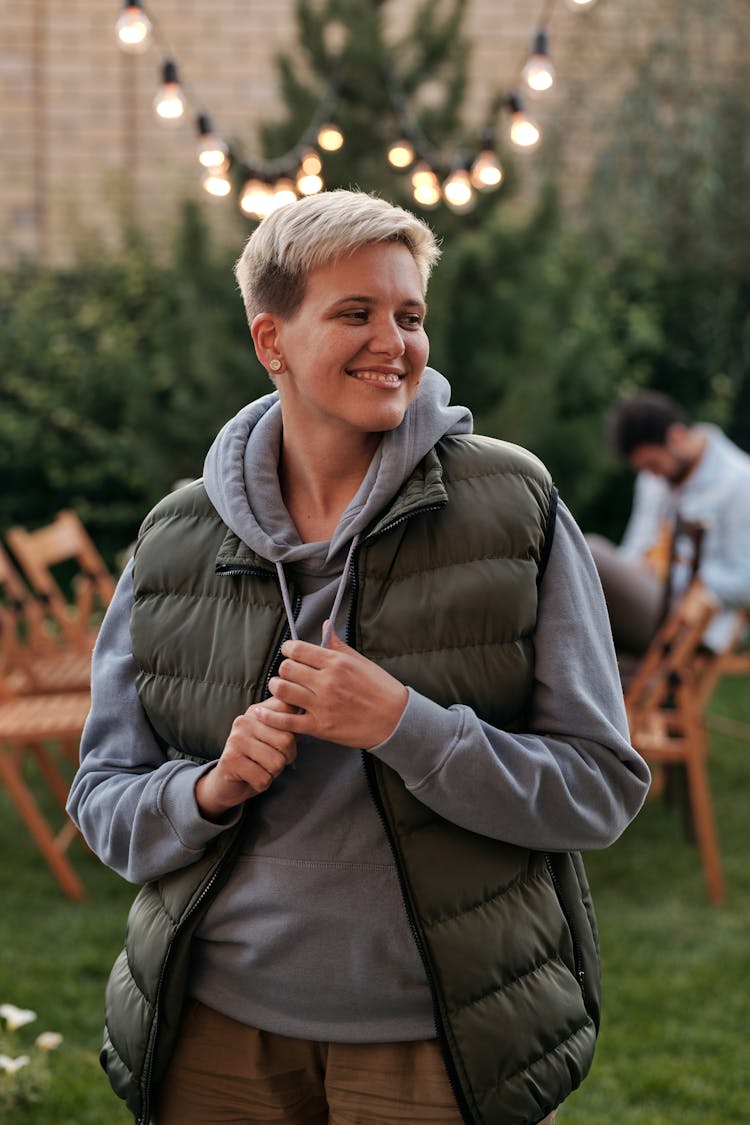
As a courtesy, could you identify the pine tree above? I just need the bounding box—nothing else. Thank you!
[255,0,514,232]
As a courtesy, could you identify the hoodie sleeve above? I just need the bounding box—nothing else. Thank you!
[369,500,651,851]
[66,559,241,884]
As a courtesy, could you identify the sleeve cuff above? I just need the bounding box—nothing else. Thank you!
[368,687,461,787]
[159,762,243,849]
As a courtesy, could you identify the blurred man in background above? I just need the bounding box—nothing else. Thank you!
[587,390,750,654]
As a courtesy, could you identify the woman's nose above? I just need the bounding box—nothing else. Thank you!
[368,316,405,355]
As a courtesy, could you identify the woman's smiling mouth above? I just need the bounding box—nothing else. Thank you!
[346,368,405,386]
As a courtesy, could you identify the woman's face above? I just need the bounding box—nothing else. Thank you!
[271,241,429,442]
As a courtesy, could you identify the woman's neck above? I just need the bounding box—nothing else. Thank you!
[278,430,381,543]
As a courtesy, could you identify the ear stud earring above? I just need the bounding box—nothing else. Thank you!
[269,359,282,372]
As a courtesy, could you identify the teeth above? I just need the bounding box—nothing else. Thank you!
[350,371,402,383]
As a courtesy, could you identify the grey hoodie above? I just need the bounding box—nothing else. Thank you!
[68,368,649,1042]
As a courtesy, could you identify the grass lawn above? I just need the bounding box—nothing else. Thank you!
[1,676,749,1123]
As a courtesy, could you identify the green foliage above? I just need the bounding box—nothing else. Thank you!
[583,0,750,429]
[0,205,268,564]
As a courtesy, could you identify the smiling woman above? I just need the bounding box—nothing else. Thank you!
[66,189,650,1125]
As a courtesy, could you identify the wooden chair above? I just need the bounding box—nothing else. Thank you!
[0,543,91,695]
[624,579,744,905]
[0,673,91,901]
[0,542,93,898]
[6,510,115,650]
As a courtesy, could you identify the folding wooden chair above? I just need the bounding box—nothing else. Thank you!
[0,543,91,694]
[624,579,740,904]
[6,510,115,650]
[0,675,91,901]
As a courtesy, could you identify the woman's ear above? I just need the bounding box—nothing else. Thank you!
[251,313,284,376]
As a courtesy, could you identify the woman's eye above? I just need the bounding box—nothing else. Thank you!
[400,314,424,328]
[342,309,368,321]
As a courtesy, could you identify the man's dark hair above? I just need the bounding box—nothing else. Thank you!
[608,391,689,460]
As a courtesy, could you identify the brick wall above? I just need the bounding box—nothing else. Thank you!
[0,0,724,266]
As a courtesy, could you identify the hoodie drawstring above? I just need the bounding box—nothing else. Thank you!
[275,533,360,648]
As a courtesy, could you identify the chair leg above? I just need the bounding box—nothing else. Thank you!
[0,746,86,901]
[684,744,725,905]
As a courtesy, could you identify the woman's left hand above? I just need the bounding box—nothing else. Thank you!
[264,626,409,749]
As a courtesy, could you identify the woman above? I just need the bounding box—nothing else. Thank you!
[68,190,649,1125]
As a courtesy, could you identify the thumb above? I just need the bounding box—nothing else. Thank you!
[322,619,348,650]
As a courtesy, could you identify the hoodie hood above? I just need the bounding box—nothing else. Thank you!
[203,366,472,567]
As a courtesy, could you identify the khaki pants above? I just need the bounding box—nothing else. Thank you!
[156,1001,557,1125]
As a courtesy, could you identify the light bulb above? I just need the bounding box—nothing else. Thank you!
[239,179,274,219]
[566,0,598,8]
[115,0,151,53]
[412,179,441,209]
[387,137,415,169]
[442,168,475,214]
[196,113,228,168]
[153,60,185,123]
[299,148,323,175]
[296,169,324,196]
[317,122,344,152]
[507,93,541,150]
[470,148,503,191]
[522,30,555,93]
[268,178,298,211]
[201,167,232,197]
[411,161,437,188]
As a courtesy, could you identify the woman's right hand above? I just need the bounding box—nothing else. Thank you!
[194,697,298,821]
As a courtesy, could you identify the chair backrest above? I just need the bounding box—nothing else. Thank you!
[0,543,53,672]
[625,578,719,719]
[6,510,115,642]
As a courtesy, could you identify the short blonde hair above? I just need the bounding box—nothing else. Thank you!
[234,189,441,323]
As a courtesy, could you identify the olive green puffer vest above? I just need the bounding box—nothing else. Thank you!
[102,434,601,1125]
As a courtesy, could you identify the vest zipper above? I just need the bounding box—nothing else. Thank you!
[344,539,474,1125]
[137,841,241,1125]
[363,501,446,545]
[544,853,586,996]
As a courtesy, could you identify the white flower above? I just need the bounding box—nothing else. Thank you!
[0,1054,31,1073]
[35,1031,63,1051]
[0,1005,37,1032]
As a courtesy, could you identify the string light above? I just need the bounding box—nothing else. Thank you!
[507,92,541,150]
[239,178,274,218]
[115,0,151,53]
[470,131,504,190]
[522,30,556,93]
[201,166,232,197]
[271,178,298,208]
[196,113,229,169]
[316,122,345,152]
[387,137,416,169]
[153,59,185,123]
[114,1,597,218]
[442,165,476,213]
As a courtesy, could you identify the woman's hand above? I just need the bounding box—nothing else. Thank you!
[195,696,298,821]
[264,625,409,749]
